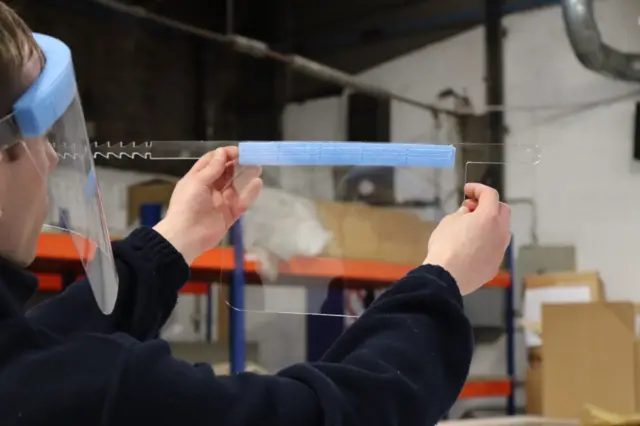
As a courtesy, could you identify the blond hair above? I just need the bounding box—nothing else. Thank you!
[0,2,42,115]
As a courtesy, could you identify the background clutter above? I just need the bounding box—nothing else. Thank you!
[20,0,640,422]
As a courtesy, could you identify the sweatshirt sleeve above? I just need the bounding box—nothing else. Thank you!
[105,265,474,426]
[26,227,190,340]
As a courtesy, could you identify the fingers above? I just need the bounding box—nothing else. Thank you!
[464,183,500,216]
[222,177,263,221]
[191,147,238,173]
[498,202,512,241]
[188,149,224,183]
[232,165,263,192]
[189,147,238,186]
[461,198,478,212]
[238,178,263,213]
[499,202,511,220]
[223,146,239,162]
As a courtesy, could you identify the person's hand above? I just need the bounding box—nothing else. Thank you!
[153,147,263,265]
[423,183,511,295]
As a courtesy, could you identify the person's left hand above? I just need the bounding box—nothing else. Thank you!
[153,147,263,264]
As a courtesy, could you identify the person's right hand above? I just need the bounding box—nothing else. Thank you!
[423,183,511,295]
[154,147,263,265]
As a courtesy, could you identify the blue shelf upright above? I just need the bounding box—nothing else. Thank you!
[504,239,516,415]
[229,220,246,374]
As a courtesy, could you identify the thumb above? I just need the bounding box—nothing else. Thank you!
[191,149,226,185]
[455,205,470,215]
[462,198,478,212]
[457,199,477,214]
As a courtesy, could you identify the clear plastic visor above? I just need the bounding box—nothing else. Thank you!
[0,94,119,314]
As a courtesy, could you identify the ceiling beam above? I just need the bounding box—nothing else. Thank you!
[286,0,560,54]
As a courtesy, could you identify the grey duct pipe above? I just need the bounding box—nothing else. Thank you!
[89,0,461,117]
[561,0,640,81]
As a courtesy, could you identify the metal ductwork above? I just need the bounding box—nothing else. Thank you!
[562,0,640,81]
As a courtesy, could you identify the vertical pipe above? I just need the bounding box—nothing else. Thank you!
[485,3,511,412]
[205,284,213,342]
[484,0,505,195]
[229,220,246,374]
[194,40,207,140]
[139,203,162,228]
[193,39,215,343]
[226,0,235,35]
[505,238,516,415]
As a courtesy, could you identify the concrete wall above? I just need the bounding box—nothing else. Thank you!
[280,1,640,414]
[283,1,640,302]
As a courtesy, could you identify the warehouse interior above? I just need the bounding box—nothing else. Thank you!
[7,0,640,423]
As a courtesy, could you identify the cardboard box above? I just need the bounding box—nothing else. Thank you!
[315,201,438,265]
[437,417,577,426]
[522,272,606,416]
[526,347,543,415]
[523,271,605,348]
[126,178,178,226]
[582,404,640,425]
[542,302,640,419]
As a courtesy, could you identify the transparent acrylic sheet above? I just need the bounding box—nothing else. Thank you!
[20,95,120,315]
[212,141,541,318]
[92,140,539,318]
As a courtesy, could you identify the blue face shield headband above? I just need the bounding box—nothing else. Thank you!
[0,33,119,315]
[0,34,75,148]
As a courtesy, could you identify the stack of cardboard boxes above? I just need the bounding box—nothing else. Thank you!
[125,179,438,264]
[315,201,437,265]
[524,271,640,424]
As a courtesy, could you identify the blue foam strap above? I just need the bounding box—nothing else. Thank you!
[238,142,456,168]
[13,33,76,137]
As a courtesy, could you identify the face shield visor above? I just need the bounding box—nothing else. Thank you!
[0,34,118,314]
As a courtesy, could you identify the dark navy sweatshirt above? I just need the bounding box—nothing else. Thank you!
[0,227,473,426]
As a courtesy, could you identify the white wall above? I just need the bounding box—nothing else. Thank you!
[282,2,640,414]
[280,95,345,200]
[284,1,640,302]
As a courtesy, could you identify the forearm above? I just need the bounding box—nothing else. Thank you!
[312,264,474,426]
[109,227,190,339]
[27,227,190,340]
[107,265,473,426]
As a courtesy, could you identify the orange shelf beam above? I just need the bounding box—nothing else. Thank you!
[36,272,212,295]
[34,233,510,292]
[37,273,64,292]
[459,379,512,399]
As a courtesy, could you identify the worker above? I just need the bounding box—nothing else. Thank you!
[0,4,512,426]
